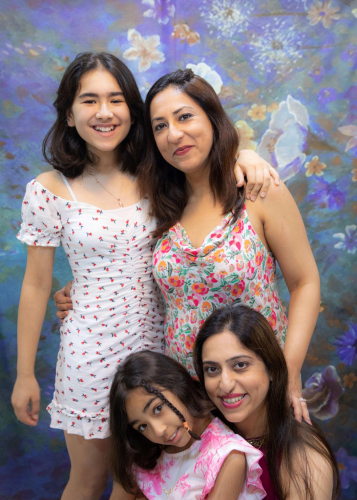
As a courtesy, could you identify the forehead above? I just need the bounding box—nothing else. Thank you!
[77,69,122,94]
[150,86,200,115]
[202,330,257,361]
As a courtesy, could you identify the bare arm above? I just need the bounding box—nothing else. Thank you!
[252,182,320,423]
[234,150,280,201]
[207,451,246,500]
[11,245,56,425]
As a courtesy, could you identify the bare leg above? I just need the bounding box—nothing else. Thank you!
[109,480,137,500]
[61,431,110,500]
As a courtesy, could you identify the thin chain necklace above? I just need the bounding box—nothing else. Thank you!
[89,172,124,208]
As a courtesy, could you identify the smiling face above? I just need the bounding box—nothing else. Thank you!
[202,329,271,438]
[67,68,133,158]
[126,387,194,448]
[150,86,214,177]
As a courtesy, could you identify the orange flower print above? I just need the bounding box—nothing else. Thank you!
[190,310,197,323]
[192,283,209,295]
[167,326,174,339]
[177,288,184,297]
[158,261,167,272]
[180,334,186,342]
[168,276,184,287]
[250,281,262,297]
[266,255,273,269]
[232,280,245,297]
[187,293,202,307]
[232,219,244,234]
[161,239,171,253]
[202,301,212,312]
[236,255,244,271]
[176,297,184,310]
[203,244,215,255]
[229,264,235,272]
[185,335,195,351]
[212,248,225,262]
[268,310,277,329]
[218,270,228,279]
[255,251,263,267]
[244,239,251,253]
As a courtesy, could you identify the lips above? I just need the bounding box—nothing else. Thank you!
[174,145,193,156]
[220,393,247,409]
[165,427,180,444]
[92,125,117,132]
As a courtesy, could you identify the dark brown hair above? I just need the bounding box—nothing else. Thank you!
[137,69,244,237]
[109,350,214,494]
[193,305,341,500]
[42,52,145,178]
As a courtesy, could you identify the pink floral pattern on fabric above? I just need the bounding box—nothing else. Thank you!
[17,180,165,439]
[153,207,288,375]
[134,418,265,500]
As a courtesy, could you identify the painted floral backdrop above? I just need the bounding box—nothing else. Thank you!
[0,0,356,498]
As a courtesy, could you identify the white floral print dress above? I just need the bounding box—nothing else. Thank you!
[134,417,266,500]
[17,178,165,439]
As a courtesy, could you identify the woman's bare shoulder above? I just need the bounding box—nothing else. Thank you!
[36,170,69,197]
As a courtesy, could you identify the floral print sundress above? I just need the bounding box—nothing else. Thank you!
[153,206,288,375]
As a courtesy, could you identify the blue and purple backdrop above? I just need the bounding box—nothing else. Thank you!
[0,0,356,498]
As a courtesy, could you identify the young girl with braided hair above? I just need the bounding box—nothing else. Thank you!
[109,350,265,500]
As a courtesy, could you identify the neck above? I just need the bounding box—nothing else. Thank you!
[165,415,212,454]
[233,409,268,440]
[87,147,121,175]
[185,163,211,200]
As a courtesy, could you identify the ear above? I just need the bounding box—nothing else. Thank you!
[67,110,75,127]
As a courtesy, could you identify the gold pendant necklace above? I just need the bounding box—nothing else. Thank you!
[247,435,267,450]
[90,173,124,208]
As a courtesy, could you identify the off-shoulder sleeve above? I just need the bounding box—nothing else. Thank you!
[17,179,62,247]
[198,419,266,500]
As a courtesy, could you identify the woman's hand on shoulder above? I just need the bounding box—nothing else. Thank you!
[207,450,246,500]
[234,150,280,201]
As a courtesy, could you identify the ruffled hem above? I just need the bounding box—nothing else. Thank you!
[47,401,110,440]
[17,229,61,247]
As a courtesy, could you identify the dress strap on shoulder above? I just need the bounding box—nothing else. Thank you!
[58,172,77,201]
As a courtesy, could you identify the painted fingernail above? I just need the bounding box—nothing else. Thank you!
[260,192,266,198]
[251,195,256,201]
[246,194,250,200]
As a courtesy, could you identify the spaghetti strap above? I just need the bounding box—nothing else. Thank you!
[59,172,77,201]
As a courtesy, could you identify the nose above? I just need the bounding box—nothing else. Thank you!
[219,368,236,394]
[96,102,113,120]
[151,419,167,439]
[167,122,184,143]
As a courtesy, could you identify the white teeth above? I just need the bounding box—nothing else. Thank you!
[94,126,115,132]
[167,430,178,442]
[223,395,245,404]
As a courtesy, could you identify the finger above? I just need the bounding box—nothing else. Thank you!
[29,396,40,424]
[14,404,37,426]
[301,403,312,425]
[249,170,265,201]
[245,173,256,201]
[55,300,73,310]
[64,280,73,296]
[259,169,271,199]
[234,164,245,187]
[56,310,69,320]
[293,400,303,423]
[269,166,280,185]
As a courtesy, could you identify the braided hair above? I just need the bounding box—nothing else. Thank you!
[139,380,201,440]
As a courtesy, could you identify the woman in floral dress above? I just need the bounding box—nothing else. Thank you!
[139,69,320,425]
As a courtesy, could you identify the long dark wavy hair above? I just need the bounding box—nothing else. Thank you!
[42,52,145,178]
[137,69,244,238]
[109,350,214,494]
[193,305,341,500]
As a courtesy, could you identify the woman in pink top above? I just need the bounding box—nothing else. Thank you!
[138,68,320,423]
[109,350,266,500]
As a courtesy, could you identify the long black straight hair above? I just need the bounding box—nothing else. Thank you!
[193,305,341,500]
[109,350,214,494]
[42,52,145,178]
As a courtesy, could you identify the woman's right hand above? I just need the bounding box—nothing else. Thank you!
[54,280,73,320]
[11,375,40,426]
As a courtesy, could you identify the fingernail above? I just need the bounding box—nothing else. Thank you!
[276,180,280,185]
[260,192,266,198]
[251,195,256,201]
[246,194,250,200]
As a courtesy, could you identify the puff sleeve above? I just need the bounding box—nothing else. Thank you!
[17,180,62,247]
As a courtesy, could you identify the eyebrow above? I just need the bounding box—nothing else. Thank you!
[128,396,158,427]
[78,92,124,99]
[151,105,194,123]
[202,355,254,365]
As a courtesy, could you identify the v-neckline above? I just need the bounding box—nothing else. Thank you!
[174,212,233,250]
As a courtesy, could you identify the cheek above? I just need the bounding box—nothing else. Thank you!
[204,377,217,398]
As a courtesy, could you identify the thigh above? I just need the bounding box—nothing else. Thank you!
[64,431,110,480]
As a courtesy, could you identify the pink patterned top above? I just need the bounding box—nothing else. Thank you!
[153,207,288,375]
[134,418,265,500]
